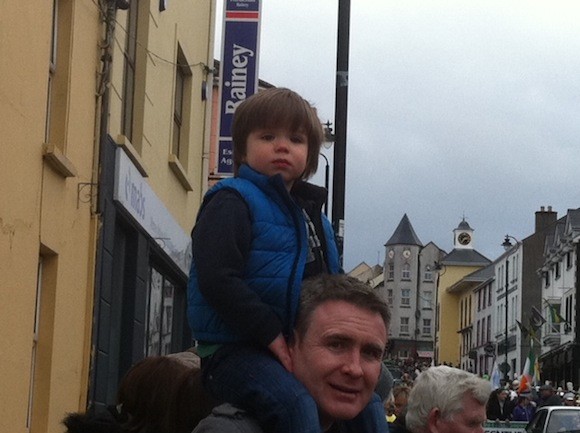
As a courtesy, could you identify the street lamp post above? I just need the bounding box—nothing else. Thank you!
[319,153,330,216]
[501,235,518,383]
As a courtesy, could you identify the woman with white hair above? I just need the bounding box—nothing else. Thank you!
[405,366,491,433]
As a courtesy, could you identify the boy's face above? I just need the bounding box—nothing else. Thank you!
[244,127,308,190]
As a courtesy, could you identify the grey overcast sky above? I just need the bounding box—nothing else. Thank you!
[214,1,580,272]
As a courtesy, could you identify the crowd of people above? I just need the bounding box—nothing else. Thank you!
[485,380,580,423]
[381,365,580,433]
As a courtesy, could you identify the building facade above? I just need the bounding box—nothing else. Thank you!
[381,215,445,362]
[1,2,101,432]
[90,0,215,413]
[0,1,216,431]
[539,208,580,386]
[435,219,490,366]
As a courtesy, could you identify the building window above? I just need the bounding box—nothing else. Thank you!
[387,262,394,280]
[488,284,492,307]
[45,0,58,143]
[400,317,409,334]
[122,0,139,142]
[402,263,411,280]
[555,262,561,279]
[146,267,175,356]
[424,265,432,281]
[387,289,393,306]
[28,251,58,431]
[544,271,550,288]
[27,258,44,429]
[45,0,72,151]
[399,350,409,359]
[172,45,192,165]
[566,251,572,269]
[422,319,431,335]
[401,288,410,306]
[422,291,432,309]
[487,314,492,341]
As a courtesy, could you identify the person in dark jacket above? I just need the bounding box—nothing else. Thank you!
[188,88,387,433]
[486,388,515,421]
[538,384,562,407]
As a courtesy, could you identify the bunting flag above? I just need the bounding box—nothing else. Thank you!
[518,342,536,393]
[527,324,541,344]
[530,306,547,330]
[534,356,541,386]
[516,320,530,339]
[542,299,569,334]
[545,301,566,324]
[490,358,501,391]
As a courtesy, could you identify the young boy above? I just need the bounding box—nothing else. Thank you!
[187,88,385,432]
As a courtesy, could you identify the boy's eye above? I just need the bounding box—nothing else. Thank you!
[291,134,307,143]
[261,134,275,141]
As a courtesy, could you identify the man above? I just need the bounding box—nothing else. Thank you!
[538,384,562,407]
[563,392,576,406]
[486,388,514,421]
[405,366,490,433]
[390,385,412,433]
[193,274,391,432]
[509,380,520,401]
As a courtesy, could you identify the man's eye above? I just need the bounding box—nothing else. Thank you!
[363,349,383,361]
[327,340,346,350]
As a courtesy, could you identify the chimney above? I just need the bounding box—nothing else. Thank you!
[535,205,557,232]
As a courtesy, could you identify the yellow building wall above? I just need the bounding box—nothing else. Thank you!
[0,1,100,432]
[436,265,482,366]
[108,0,215,234]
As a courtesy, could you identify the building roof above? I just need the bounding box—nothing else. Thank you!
[385,214,423,247]
[447,263,495,293]
[456,218,472,231]
[441,248,491,266]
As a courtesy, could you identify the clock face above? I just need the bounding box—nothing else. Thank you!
[388,250,395,259]
[458,232,472,245]
[402,249,411,259]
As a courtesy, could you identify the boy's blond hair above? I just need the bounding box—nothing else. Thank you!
[231,87,324,179]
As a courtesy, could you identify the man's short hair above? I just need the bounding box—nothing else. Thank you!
[294,274,390,340]
[231,87,324,179]
[405,366,491,433]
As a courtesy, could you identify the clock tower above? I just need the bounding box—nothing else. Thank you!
[453,218,474,249]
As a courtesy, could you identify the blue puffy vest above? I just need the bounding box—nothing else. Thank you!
[187,165,339,343]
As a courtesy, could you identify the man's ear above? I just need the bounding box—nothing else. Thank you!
[286,331,299,372]
[427,408,442,433]
[288,330,299,352]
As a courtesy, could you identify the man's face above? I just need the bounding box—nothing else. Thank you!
[429,394,486,433]
[498,390,508,402]
[290,300,387,426]
[394,393,408,417]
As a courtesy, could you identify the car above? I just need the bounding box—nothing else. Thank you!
[525,406,580,433]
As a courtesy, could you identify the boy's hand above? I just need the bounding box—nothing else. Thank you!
[268,334,292,372]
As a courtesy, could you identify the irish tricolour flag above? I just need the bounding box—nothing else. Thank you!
[519,341,538,393]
